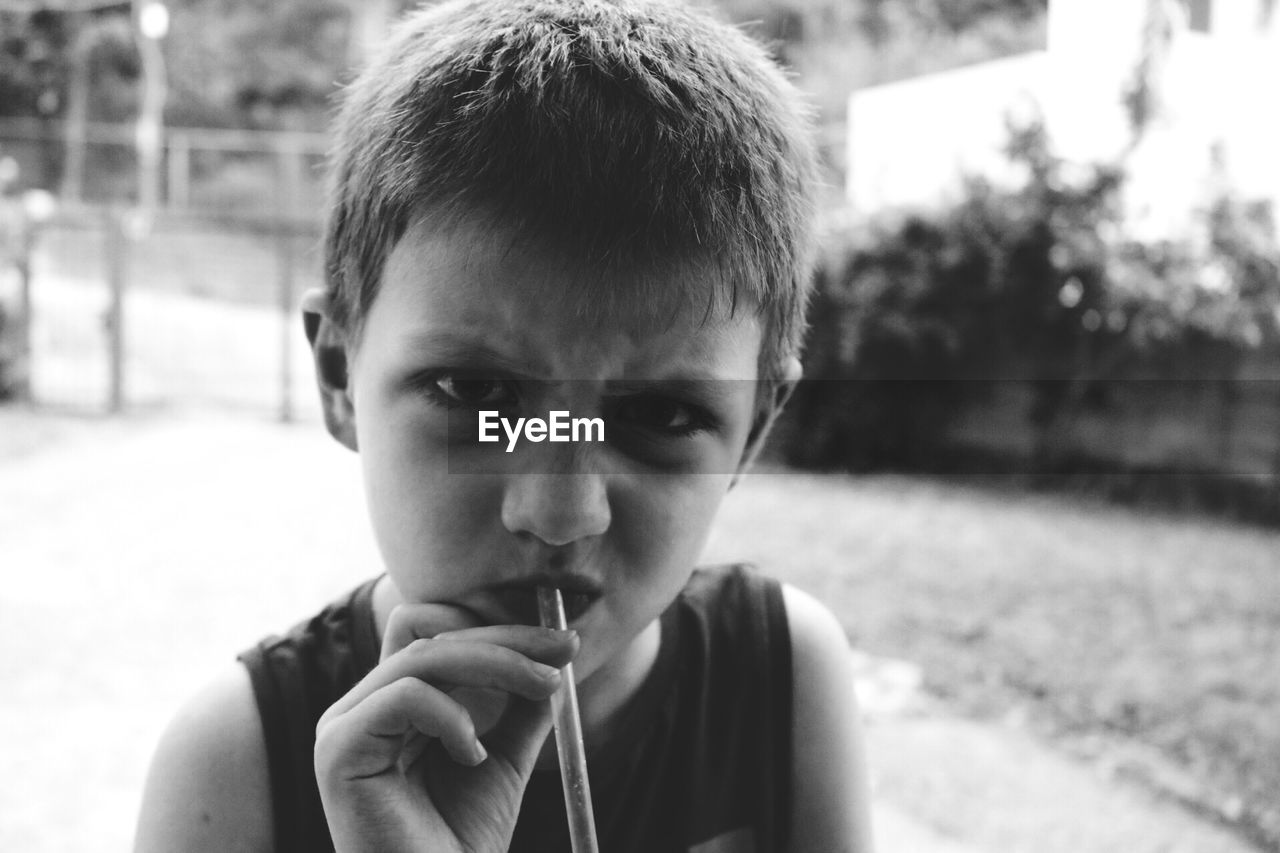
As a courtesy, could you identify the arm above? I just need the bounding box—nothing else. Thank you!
[134,611,573,853]
[133,665,274,853]
[783,584,876,853]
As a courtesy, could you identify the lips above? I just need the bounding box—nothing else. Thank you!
[493,587,596,625]
[472,576,603,626]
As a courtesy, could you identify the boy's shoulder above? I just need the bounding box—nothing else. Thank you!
[677,563,789,647]
[134,665,273,853]
[668,564,873,851]
[678,563,853,691]
[775,583,877,852]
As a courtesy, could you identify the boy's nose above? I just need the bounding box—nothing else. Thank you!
[500,457,611,547]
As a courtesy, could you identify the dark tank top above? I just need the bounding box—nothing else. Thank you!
[238,564,793,853]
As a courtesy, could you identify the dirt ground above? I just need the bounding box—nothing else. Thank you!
[0,409,1258,852]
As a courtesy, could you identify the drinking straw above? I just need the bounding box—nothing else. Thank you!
[536,586,600,853]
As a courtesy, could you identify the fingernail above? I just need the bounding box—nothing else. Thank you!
[472,739,488,765]
[533,662,561,681]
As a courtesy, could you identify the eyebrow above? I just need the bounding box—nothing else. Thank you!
[397,333,541,378]
[396,333,754,389]
[605,377,749,404]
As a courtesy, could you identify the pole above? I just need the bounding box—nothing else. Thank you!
[345,0,394,70]
[61,16,92,203]
[133,1,168,231]
[105,208,127,413]
[277,222,295,423]
[276,143,302,422]
[167,132,189,209]
[12,215,35,402]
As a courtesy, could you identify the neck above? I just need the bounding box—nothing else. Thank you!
[538,617,660,767]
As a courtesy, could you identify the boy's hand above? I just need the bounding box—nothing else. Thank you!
[315,603,577,853]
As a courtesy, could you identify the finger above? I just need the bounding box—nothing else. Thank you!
[381,603,484,662]
[398,730,431,775]
[316,677,485,781]
[381,603,578,665]
[433,625,580,669]
[323,639,563,721]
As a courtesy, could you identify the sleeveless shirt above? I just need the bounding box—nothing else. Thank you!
[237,564,793,853]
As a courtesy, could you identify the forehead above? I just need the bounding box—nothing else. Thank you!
[363,215,762,379]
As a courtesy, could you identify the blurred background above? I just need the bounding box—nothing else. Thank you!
[0,0,1276,851]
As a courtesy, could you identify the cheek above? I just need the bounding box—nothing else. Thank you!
[613,474,732,582]
[358,411,500,588]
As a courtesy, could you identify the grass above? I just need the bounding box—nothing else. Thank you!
[705,471,1280,849]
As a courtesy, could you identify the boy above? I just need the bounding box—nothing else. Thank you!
[134,1,872,851]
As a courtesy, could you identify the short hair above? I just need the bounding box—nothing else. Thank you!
[323,0,819,377]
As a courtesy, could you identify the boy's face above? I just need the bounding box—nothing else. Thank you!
[313,216,779,683]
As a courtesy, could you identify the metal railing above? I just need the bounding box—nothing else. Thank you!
[0,120,327,419]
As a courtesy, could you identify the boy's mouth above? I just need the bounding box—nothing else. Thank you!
[474,576,602,625]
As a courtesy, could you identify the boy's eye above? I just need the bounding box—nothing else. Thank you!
[608,394,711,436]
[422,375,516,408]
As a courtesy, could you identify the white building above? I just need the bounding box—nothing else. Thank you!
[846,0,1280,241]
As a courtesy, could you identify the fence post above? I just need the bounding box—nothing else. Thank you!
[10,214,36,402]
[104,209,127,414]
[168,132,190,209]
[276,142,303,423]
[277,220,295,423]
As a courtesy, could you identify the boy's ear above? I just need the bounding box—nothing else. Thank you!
[300,289,358,452]
[731,356,802,488]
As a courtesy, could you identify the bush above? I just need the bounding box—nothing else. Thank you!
[780,120,1280,488]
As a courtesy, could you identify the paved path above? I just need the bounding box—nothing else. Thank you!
[865,709,1251,852]
[0,412,1258,852]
